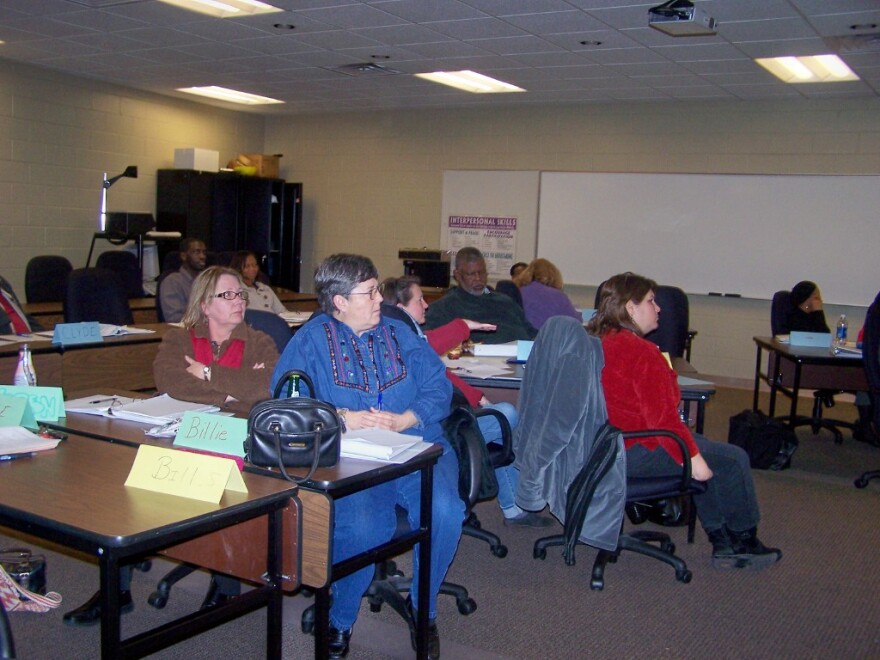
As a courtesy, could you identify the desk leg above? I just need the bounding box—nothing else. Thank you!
[266,506,283,659]
[695,400,706,435]
[789,362,803,427]
[415,463,434,660]
[314,586,331,658]
[0,599,15,659]
[99,552,122,660]
[753,344,763,412]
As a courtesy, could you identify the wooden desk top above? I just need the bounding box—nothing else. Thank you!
[0,434,295,551]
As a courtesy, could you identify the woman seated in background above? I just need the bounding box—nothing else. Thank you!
[788,280,829,332]
[588,272,782,571]
[512,258,581,329]
[380,275,552,528]
[230,250,287,315]
[272,254,462,659]
[63,266,279,627]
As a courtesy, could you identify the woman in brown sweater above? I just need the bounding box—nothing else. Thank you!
[153,266,279,415]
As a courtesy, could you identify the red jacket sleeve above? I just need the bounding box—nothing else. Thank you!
[425,319,470,355]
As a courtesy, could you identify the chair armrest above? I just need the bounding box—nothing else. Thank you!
[474,406,514,467]
[621,429,693,491]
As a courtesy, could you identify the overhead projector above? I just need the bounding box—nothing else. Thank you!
[648,0,717,37]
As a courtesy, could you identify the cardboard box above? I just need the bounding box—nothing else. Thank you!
[235,153,281,179]
[174,148,219,172]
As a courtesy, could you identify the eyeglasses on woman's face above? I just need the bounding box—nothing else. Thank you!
[347,286,381,300]
[215,290,249,301]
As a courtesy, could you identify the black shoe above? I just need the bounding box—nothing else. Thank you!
[728,527,782,570]
[328,627,352,659]
[707,527,742,569]
[407,598,440,659]
[200,577,235,610]
[63,590,133,627]
[503,511,554,528]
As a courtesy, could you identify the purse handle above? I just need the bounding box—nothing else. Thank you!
[269,419,323,484]
[273,369,316,399]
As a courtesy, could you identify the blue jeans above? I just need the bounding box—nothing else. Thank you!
[329,446,464,630]
[478,402,521,517]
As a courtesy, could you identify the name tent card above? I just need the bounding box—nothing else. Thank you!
[0,385,64,422]
[52,322,103,346]
[173,411,247,459]
[0,395,38,430]
[125,444,248,504]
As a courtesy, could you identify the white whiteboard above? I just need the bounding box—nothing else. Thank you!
[537,172,880,306]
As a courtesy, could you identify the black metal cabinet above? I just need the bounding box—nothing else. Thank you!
[156,169,303,290]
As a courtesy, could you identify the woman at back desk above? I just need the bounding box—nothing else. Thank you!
[788,280,829,333]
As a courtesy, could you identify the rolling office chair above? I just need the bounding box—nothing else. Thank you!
[24,255,72,303]
[63,268,133,325]
[95,250,144,299]
[244,309,293,353]
[593,282,697,361]
[770,290,855,443]
[494,279,523,308]
[518,317,703,589]
[853,291,880,488]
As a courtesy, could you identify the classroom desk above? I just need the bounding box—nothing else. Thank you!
[0,434,296,659]
[752,336,868,427]
[0,324,169,391]
[23,291,319,327]
[453,355,717,434]
[46,410,441,659]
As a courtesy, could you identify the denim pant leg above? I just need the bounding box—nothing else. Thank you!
[479,402,521,515]
[329,483,398,630]
[692,434,760,533]
[396,447,464,620]
[626,434,760,534]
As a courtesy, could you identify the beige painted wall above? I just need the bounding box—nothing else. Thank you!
[266,98,880,381]
[0,60,265,295]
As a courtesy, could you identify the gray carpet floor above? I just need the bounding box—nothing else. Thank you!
[4,386,880,659]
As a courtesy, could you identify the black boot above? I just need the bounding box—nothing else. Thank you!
[63,590,133,627]
[328,627,352,659]
[707,527,740,569]
[728,527,782,570]
[407,597,440,660]
[854,405,879,446]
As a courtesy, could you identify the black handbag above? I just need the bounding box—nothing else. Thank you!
[244,370,342,483]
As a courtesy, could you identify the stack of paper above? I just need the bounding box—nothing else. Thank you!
[108,395,220,424]
[99,324,156,337]
[472,341,518,357]
[280,311,312,327]
[0,427,62,455]
[65,394,140,415]
[341,428,429,462]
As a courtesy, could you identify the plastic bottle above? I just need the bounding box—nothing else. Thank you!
[13,344,36,386]
[286,374,300,398]
[835,314,848,347]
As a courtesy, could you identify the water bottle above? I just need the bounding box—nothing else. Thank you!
[286,374,300,398]
[13,344,36,386]
[835,314,848,347]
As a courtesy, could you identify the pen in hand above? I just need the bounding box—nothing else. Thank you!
[377,392,383,411]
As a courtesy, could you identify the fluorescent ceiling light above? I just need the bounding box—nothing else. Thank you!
[755,55,859,83]
[158,0,283,19]
[178,86,284,105]
[414,70,525,94]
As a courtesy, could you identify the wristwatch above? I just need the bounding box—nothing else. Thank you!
[203,365,211,381]
[337,408,348,432]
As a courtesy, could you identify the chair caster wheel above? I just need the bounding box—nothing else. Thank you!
[457,598,477,615]
[136,560,152,573]
[677,569,693,584]
[147,591,168,609]
[590,579,604,591]
[492,545,508,558]
[534,548,547,560]
[662,541,676,554]
[855,478,868,489]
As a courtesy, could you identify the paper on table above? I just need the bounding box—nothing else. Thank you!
[471,341,518,357]
[107,394,220,425]
[3,333,52,343]
[99,324,157,337]
[64,394,140,415]
[341,428,423,461]
[280,311,312,327]
[0,426,61,454]
[443,357,515,379]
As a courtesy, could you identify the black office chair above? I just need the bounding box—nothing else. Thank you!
[854,291,880,488]
[95,250,144,299]
[594,281,697,361]
[770,290,854,443]
[494,280,523,309]
[244,309,293,353]
[63,268,133,325]
[25,255,72,303]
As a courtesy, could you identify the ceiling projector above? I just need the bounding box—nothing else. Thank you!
[648,0,717,37]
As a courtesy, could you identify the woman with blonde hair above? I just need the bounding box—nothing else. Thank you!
[513,258,581,329]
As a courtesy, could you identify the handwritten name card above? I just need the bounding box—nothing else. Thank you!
[0,395,38,430]
[0,385,64,423]
[52,322,103,346]
[125,444,248,504]
[173,411,247,458]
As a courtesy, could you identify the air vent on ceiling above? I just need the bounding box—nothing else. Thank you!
[334,63,401,76]
[824,34,880,53]
[67,0,145,7]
